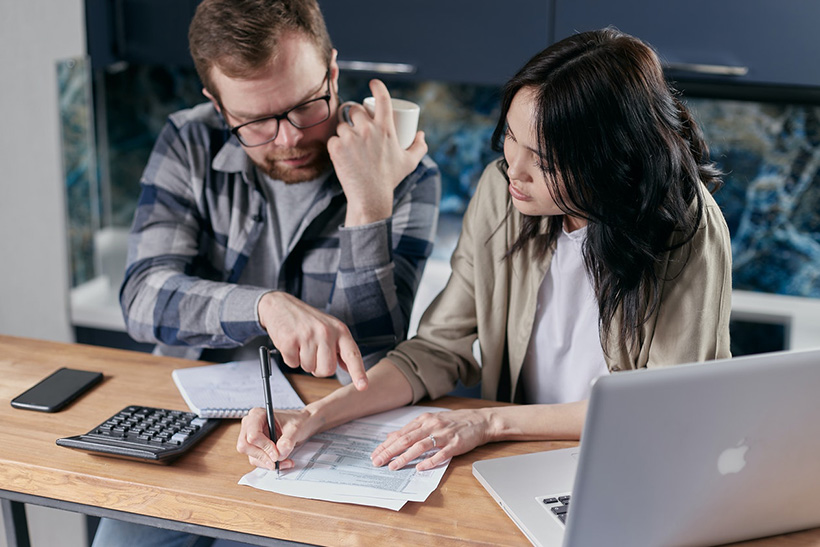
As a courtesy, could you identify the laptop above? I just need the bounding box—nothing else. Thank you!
[473,348,820,546]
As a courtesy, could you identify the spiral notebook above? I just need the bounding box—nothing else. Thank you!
[172,359,305,418]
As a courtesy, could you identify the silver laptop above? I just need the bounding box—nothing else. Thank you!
[473,348,820,546]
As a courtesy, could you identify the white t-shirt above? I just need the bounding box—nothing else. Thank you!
[520,226,609,404]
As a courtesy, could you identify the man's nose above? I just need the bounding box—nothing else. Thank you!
[273,119,303,147]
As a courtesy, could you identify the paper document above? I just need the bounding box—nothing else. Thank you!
[239,405,450,510]
[172,359,305,418]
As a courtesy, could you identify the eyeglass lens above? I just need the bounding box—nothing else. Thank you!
[236,98,330,146]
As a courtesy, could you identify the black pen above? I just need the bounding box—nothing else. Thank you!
[256,335,395,476]
[258,346,280,476]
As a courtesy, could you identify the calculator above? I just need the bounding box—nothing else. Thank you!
[57,405,220,463]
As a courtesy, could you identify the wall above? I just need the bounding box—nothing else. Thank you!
[0,2,87,546]
[0,0,77,341]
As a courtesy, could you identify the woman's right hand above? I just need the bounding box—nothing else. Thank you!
[237,360,416,471]
[236,407,317,471]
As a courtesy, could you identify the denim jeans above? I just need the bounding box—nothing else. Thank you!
[91,518,216,547]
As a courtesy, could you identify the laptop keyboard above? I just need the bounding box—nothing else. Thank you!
[56,405,220,463]
[538,493,572,525]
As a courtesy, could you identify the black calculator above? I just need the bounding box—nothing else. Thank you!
[57,405,220,463]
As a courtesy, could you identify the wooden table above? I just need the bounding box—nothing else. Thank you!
[1,335,819,547]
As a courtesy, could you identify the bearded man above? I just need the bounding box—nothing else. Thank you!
[119,0,440,390]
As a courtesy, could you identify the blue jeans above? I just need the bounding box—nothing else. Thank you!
[91,518,215,547]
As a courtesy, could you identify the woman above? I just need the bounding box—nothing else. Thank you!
[237,28,732,472]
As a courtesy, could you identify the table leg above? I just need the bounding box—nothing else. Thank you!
[86,515,100,546]
[1,499,31,547]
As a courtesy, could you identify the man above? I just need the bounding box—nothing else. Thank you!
[119,0,440,389]
[95,0,440,544]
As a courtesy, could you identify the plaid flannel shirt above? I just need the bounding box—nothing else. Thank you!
[120,102,441,367]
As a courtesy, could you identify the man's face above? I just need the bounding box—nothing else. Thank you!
[207,32,340,183]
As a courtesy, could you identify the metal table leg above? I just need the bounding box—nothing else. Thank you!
[1,499,31,547]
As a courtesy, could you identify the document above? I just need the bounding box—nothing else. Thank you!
[239,406,450,510]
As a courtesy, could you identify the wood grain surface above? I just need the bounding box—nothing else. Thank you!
[1,335,817,546]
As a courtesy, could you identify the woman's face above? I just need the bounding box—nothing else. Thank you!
[503,88,585,230]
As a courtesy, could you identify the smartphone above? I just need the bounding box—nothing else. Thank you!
[10,367,104,412]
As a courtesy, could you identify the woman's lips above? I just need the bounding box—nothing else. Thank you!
[508,182,531,201]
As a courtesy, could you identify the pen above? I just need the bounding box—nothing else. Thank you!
[256,335,395,476]
[258,346,280,476]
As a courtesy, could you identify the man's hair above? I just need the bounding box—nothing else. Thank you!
[189,0,333,99]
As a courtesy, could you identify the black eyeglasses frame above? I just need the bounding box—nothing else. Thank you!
[225,68,332,148]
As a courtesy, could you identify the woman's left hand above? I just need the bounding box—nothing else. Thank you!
[370,408,492,471]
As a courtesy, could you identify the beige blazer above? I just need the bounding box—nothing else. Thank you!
[387,160,733,403]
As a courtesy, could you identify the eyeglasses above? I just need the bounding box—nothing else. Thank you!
[226,68,332,147]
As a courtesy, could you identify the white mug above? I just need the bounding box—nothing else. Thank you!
[362,97,420,150]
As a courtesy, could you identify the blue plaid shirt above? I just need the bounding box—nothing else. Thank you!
[120,103,441,367]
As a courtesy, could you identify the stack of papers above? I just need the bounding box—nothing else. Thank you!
[239,406,451,510]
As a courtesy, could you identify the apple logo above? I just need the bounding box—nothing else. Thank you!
[717,440,749,475]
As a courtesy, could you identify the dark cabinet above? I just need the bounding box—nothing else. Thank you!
[320,0,549,86]
[328,0,819,89]
[87,1,820,90]
[554,0,820,90]
[85,0,550,86]
[86,0,200,69]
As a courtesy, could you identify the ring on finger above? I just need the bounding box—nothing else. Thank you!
[341,104,354,126]
[429,434,437,448]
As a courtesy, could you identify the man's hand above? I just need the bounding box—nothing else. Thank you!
[257,291,368,390]
[328,79,428,227]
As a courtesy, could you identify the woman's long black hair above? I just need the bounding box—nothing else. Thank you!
[492,28,722,351]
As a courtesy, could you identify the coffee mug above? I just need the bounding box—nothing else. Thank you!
[362,97,420,150]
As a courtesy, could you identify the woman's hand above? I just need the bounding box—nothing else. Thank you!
[236,407,322,471]
[370,408,494,472]
[237,361,416,471]
[370,401,588,472]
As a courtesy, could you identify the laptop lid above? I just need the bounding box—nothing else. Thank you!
[474,348,820,547]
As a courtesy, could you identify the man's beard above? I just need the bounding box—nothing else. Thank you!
[256,141,332,183]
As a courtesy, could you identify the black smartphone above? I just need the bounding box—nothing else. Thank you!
[10,367,104,412]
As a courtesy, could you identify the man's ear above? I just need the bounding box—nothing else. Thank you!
[329,48,340,96]
[203,88,220,113]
